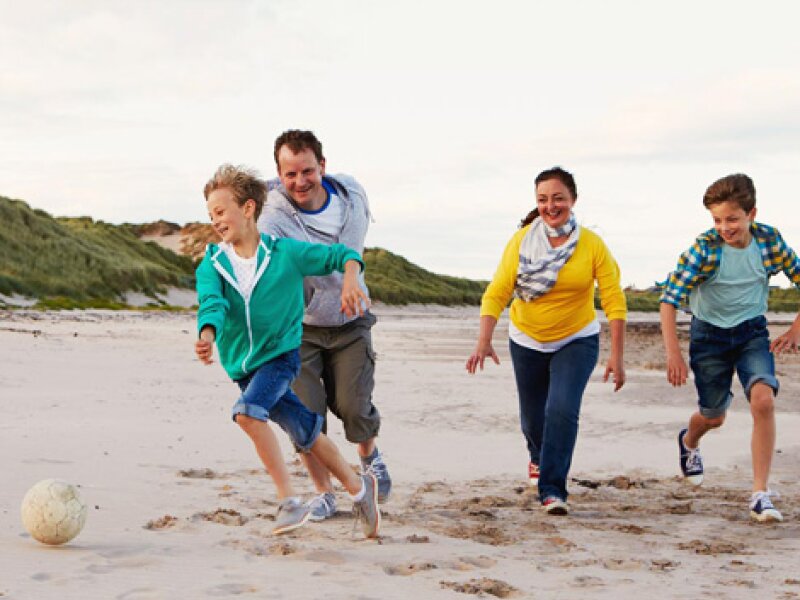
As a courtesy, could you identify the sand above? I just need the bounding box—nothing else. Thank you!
[1,306,799,599]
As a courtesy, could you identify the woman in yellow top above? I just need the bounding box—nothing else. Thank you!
[466,167,627,515]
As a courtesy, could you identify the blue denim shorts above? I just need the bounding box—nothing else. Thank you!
[689,315,779,418]
[232,350,323,452]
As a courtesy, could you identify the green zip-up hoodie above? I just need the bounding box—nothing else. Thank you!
[196,233,362,381]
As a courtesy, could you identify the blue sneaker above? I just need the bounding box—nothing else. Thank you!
[361,449,392,504]
[678,428,704,486]
[750,491,783,523]
[306,492,337,522]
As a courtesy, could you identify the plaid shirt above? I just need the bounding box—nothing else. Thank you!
[660,222,800,308]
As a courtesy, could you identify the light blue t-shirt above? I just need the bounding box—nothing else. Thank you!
[689,238,768,328]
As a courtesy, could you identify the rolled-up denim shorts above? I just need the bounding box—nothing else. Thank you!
[232,349,324,452]
[689,315,779,418]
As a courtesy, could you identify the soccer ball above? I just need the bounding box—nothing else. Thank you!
[20,479,87,545]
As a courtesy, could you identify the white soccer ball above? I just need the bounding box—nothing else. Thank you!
[20,479,88,545]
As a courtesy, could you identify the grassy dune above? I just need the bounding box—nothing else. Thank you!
[0,196,194,308]
[2,196,797,311]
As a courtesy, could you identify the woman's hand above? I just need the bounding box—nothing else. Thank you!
[466,340,500,374]
[603,353,626,391]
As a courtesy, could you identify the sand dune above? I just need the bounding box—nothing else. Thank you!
[1,306,798,599]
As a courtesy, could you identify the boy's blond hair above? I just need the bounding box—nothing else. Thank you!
[203,164,268,220]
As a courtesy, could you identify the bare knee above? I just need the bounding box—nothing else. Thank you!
[750,385,775,419]
[235,413,260,435]
[701,414,725,429]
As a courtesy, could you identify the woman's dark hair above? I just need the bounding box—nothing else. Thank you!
[519,167,578,228]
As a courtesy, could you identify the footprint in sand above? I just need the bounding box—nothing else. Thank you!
[143,515,179,530]
[192,508,248,526]
[602,557,646,571]
[440,577,519,598]
[178,468,222,479]
[384,561,439,576]
[678,539,749,556]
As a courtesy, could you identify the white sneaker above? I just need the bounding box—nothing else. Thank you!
[750,490,783,523]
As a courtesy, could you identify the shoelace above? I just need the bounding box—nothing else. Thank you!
[685,451,703,472]
[364,454,387,478]
[752,489,780,508]
[312,494,335,514]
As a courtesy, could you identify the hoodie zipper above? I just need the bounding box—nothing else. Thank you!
[212,240,272,375]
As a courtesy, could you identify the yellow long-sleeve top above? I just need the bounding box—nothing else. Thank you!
[481,225,627,342]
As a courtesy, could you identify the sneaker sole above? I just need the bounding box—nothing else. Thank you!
[750,509,783,523]
[364,475,381,538]
[684,474,703,486]
[543,503,569,516]
[272,510,312,535]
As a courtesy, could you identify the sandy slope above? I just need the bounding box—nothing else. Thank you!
[0,306,799,599]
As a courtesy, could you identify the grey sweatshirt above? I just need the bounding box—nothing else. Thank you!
[257,173,372,327]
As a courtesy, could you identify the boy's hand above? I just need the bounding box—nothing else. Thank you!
[195,326,216,365]
[340,283,370,317]
[770,326,800,354]
[666,350,688,386]
[340,259,370,317]
[603,356,626,391]
[195,339,214,364]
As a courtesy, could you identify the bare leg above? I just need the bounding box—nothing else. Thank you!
[308,434,362,496]
[685,411,725,449]
[236,415,295,500]
[750,383,776,492]
[301,452,334,494]
[357,438,377,459]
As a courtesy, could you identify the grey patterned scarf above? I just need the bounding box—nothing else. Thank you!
[514,214,580,302]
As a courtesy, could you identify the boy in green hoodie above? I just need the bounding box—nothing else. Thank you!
[194,164,380,537]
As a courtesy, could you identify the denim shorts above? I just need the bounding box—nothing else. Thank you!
[689,315,779,418]
[232,349,324,452]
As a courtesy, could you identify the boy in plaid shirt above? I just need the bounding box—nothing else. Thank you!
[660,173,800,522]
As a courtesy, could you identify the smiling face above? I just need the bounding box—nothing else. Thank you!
[276,146,327,211]
[535,178,576,230]
[206,187,255,246]
[708,200,756,248]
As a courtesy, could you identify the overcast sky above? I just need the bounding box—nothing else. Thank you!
[2,1,799,287]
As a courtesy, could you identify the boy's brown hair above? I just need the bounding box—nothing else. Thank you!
[273,129,325,165]
[203,164,268,220]
[703,173,756,212]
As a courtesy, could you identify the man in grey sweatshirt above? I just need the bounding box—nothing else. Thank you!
[257,130,391,521]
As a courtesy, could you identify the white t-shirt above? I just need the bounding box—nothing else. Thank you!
[222,245,258,299]
[509,319,600,353]
[299,181,344,238]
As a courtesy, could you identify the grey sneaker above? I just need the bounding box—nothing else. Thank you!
[272,497,311,535]
[361,450,392,503]
[352,473,380,538]
[306,491,337,522]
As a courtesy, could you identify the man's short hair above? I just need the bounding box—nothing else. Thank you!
[273,130,325,165]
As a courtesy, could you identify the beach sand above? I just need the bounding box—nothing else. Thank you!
[1,306,799,599]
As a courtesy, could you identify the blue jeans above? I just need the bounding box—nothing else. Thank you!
[509,335,599,502]
[689,316,778,418]
[232,350,324,452]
